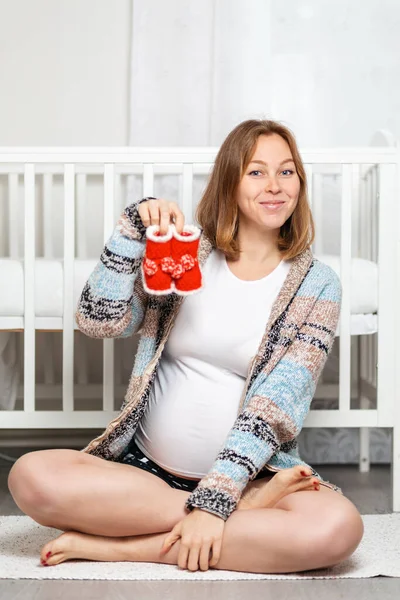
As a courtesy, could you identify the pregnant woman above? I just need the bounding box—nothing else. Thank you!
[8,119,364,573]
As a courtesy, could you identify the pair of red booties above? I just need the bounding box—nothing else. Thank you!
[142,224,202,296]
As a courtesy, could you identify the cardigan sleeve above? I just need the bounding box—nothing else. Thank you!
[75,198,155,339]
[184,272,342,521]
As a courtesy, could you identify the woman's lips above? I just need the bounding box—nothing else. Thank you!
[260,202,285,210]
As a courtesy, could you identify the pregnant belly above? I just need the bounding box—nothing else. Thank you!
[136,359,245,478]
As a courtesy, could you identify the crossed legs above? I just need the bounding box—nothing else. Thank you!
[8,449,364,574]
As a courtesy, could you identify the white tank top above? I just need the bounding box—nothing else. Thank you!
[134,248,291,478]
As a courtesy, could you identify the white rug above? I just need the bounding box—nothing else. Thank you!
[0,514,398,580]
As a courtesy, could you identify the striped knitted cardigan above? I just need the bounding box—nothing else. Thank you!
[76,199,343,521]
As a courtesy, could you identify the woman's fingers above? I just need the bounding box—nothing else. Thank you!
[159,200,172,235]
[187,544,201,572]
[171,203,185,234]
[199,543,213,571]
[148,199,162,227]
[137,202,151,227]
[177,543,190,570]
[209,539,222,567]
[160,521,181,555]
[137,198,185,235]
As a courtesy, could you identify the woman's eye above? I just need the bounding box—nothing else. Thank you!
[249,169,294,176]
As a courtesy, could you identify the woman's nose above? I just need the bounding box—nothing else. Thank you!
[264,177,280,192]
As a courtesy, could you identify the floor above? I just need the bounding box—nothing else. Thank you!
[0,447,398,599]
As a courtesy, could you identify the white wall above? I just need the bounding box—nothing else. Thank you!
[1,0,398,148]
[270,0,400,147]
[0,0,131,145]
[129,0,273,146]
[128,0,400,148]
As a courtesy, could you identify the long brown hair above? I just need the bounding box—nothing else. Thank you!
[195,119,315,261]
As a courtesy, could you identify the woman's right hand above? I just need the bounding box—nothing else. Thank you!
[138,198,185,236]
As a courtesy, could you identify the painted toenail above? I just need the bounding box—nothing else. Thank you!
[301,470,307,476]
[46,551,51,558]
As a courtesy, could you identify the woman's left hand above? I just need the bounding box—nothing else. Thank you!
[160,508,225,571]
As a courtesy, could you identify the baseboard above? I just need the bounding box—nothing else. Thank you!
[0,429,103,448]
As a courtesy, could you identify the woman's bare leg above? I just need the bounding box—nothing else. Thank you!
[8,449,318,537]
[39,485,364,574]
[9,449,363,573]
[8,449,190,536]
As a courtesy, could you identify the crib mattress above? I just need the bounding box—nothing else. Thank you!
[0,256,378,335]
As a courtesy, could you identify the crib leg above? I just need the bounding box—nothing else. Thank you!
[43,333,55,385]
[394,334,400,510]
[393,424,400,512]
[76,332,89,385]
[357,335,371,473]
[359,413,370,472]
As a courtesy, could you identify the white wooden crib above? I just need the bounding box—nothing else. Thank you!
[0,141,399,510]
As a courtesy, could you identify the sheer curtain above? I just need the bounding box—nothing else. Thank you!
[129,0,273,147]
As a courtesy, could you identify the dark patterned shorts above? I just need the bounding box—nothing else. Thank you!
[120,437,273,492]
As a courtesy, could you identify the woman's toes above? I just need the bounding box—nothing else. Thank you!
[278,465,312,487]
[298,466,313,478]
[302,477,320,491]
[40,532,74,566]
[44,552,65,566]
[290,474,320,494]
[40,543,55,566]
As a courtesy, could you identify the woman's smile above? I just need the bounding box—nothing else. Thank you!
[259,201,285,211]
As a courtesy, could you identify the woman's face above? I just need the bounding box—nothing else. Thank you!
[235,133,301,233]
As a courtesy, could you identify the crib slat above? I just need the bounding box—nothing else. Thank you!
[143,163,154,196]
[304,164,313,209]
[74,172,90,405]
[103,344,115,412]
[372,165,378,261]
[114,172,123,390]
[351,163,360,258]
[43,173,54,258]
[115,172,122,218]
[103,164,116,412]
[312,173,323,256]
[104,164,116,238]
[376,163,397,426]
[63,165,75,411]
[182,164,193,221]
[368,166,374,261]
[8,174,19,258]
[338,165,353,412]
[76,174,87,259]
[23,164,35,412]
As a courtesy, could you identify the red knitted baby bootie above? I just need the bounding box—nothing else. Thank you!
[142,225,174,295]
[168,225,202,295]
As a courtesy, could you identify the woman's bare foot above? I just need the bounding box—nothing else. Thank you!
[40,530,134,567]
[238,465,320,510]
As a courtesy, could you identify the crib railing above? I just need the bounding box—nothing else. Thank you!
[0,146,399,509]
